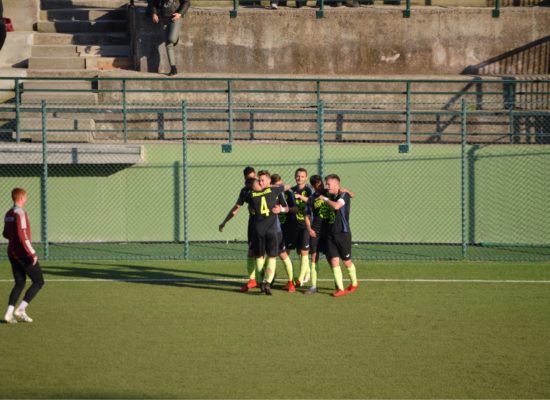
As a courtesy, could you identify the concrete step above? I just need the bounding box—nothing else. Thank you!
[33,32,130,45]
[29,56,86,70]
[40,0,128,10]
[40,8,127,21]
[27,69,101,78]
[77,45,130,57]
[85,56,132,70]
[31,45,78,57]
[22,80,94,90]
[16,118,95,142]
[36,20,127,33]
[21,91,98,104]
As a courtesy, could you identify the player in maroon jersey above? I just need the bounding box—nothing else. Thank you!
[3,188,44,324]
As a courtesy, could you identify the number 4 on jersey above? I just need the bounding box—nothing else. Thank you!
[260,196,270,216]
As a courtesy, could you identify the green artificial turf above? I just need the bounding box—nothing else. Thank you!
[1,260,549,399]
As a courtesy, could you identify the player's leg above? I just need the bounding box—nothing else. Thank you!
[305,232,320,294]
[15,258,45,322]
[262,231,279,295]
[325,237,347,297]
[278,232,295,292]
[338,233,358,293]
[4,257,27,323]
[241,222,258,292]
[296,228,311,285]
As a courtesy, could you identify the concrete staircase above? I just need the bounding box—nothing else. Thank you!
[18,0,133,142]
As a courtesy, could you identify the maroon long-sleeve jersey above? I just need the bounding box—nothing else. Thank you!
[3,206,36,259]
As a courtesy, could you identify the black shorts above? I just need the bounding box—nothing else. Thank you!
[252,229,279,258]
[324,232,352,261]
[281,222,297,250]
[309,227,322,254]
[295,226,310,252]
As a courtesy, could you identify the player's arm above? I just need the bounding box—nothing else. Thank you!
[286,191,298,213]
[305,215,316,238]
[272,191,289,214]
[16,212,37,265]
[340,188,356,198]
[321,195,346,211]
[219,203,241,232]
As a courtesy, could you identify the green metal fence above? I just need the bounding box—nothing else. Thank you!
[1,77,550,261]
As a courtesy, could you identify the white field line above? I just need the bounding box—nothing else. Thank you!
[1,278,550,284]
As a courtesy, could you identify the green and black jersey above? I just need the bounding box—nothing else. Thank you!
[291,184,313,227]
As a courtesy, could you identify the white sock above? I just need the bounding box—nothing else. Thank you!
[16,301,28,313]
[5,305,15,317]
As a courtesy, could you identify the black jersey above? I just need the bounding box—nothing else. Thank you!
[246,186,285,233]
[291,185,313,227]
[306,190,332,231]
[323,192,351,235]
[236,185,255,217]
[278,190,296,226]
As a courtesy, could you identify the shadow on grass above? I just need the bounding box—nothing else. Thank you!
[43,262,246,294]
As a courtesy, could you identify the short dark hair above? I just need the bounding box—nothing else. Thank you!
[257,170,270,178]
[295,167,308,176]
[325,174,340,183]
[310,174,323,188]
[270,173,282,184]
[243,166,255,178]
[244,177,257,188]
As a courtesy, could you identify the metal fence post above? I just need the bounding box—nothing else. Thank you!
[227,80,234,145]
[405,81,411,147]
[403,0,411,18]
[122,79,128,143]
[41,100,49,260]
[182,100,189,260]
[230,0,237,18]
[316,0,324,19]
[492,0,500,18]
[15,78,20,143]
[461,99,467,260]
[317,99,325,177]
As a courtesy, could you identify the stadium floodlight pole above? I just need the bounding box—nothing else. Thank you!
[492,0,500,18]
[182,100,189,260]
[41,100,49,261]
[317,99,325,177]
[460,99,467,260]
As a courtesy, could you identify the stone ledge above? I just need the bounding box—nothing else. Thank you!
[0,143,145,164]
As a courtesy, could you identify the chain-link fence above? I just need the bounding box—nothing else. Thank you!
[1,77,549,262]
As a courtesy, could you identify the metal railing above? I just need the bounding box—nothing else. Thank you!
[1,76,549,145]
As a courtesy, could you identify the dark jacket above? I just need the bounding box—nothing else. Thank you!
[148,0,190,18]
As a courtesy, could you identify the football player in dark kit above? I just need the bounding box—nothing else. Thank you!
[219,166,258,292]
[246,171,288,295]
[319,174,358,297]
[3,188,45,323]
[304,175,330,294]
[291,168,313,286]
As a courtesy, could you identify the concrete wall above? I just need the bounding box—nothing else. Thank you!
[3,0,39,31]
[130,6,550,75]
